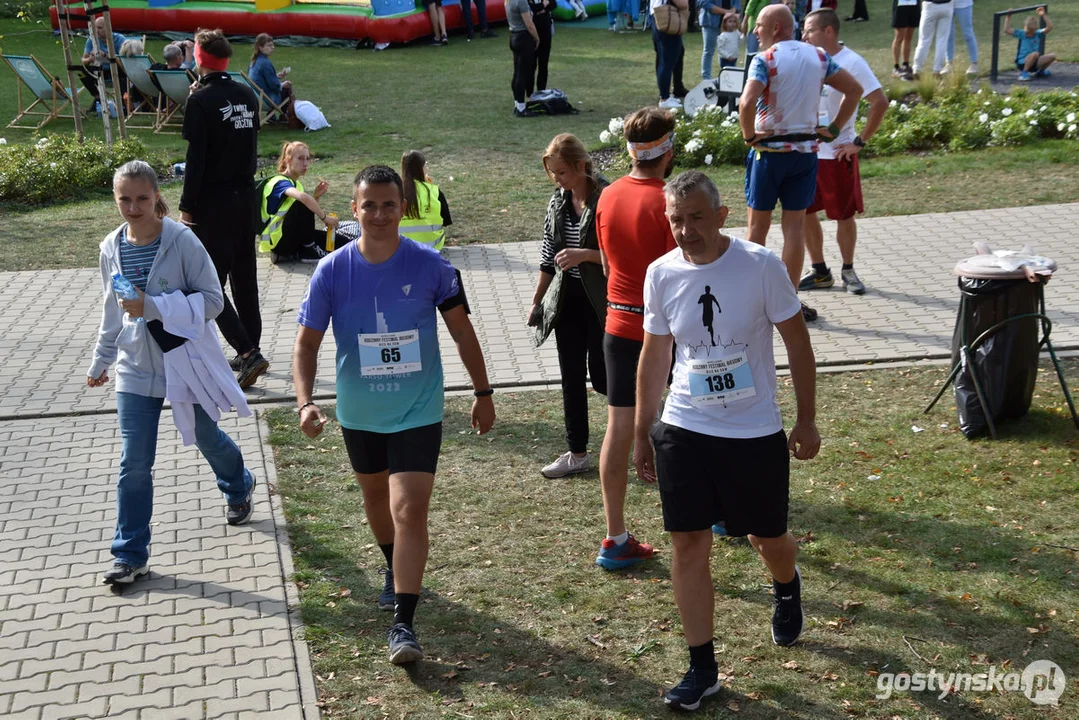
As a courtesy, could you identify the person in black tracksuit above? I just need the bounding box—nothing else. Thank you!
[178,29,268,389]
[528,0,557,97]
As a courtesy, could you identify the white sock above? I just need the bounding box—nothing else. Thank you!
[607,531,629,545]
[515,101,526,111]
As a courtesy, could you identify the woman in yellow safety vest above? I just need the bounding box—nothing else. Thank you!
[399,150,453,252]
[258,141,340,264]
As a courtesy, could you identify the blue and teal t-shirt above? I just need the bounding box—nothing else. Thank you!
[297,237,461,433]
[1014,28,1045,66]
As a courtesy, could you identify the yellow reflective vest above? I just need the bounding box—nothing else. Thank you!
[258,175,304,253]
[399,180,445,251]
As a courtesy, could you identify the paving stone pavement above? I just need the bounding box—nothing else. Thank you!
[0,203,1076,717]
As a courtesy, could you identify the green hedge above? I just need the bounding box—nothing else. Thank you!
[0,135,170,204]
[597,85,1079,168]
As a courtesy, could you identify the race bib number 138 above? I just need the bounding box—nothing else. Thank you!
[358,330,421,377]
[687,351,756,407]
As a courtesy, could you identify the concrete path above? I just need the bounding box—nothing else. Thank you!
[1,203,1077,718]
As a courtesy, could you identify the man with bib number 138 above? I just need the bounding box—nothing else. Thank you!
[632,171,819,712]
[292,165,495,666]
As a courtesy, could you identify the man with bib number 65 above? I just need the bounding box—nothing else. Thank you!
[293,165,495,666]
[632,171,819,711]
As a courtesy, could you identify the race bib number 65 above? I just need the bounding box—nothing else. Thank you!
[687,351,756,407]
[358,330,421,376]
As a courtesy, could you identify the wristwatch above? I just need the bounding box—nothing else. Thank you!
[852,136,866,148]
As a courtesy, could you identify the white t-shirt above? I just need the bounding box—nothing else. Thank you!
[816,46,881,160]
[643,238,802,439]
[717,30,743,60]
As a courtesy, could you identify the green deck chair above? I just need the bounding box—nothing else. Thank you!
[145,67,195,134]
[1,54,85,130]
[117,54,160,126]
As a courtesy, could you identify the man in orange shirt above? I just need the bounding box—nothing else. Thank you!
[593,107,678,570]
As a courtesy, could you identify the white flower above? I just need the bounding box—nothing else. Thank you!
[684,138,703,153]
[1070,124,1077,133]
[49,162,57,168]
[704,154,713,165]
[607,117,624,135]
[0,138,6,145]
[889,99,897,108]
[983,101,991,106]
[1067,112,1077,123]
[1029,120,1038,126]
[979,113,989,123]
[36,137,48,147]
[599,130,612,144]
[1059,123,1066,131]
[693,129,702,137]
[1025,108,1036,117]
[1039,105,1047,112]
[899,103,910,112]
[1002,107,1013,117]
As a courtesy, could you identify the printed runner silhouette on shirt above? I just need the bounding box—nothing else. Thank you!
[698,285,722,346]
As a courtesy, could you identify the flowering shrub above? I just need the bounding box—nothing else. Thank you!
[596,86,1079,169]
[0,134,169,204]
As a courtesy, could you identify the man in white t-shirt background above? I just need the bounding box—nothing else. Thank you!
[633,171,819,712]
[799,8,888,296]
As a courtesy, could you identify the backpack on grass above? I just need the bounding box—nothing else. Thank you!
[526,89,579,116]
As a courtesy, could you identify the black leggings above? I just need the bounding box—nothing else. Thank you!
[510,30,536,104]
[531,15,553,95]
[273,202,328,257]
[554,278,606,453]
[191,185,260,356]
[850,0,869,21]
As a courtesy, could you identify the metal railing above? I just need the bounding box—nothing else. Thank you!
[991,4,1048,83]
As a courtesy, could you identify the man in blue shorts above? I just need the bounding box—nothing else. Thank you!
[634,171,820,711]
[738,3,862,321]
[292,165,496,665]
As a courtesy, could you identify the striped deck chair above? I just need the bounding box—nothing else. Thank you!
[239,70,291,126]
[1,54,85,130]
[146,67,195,133]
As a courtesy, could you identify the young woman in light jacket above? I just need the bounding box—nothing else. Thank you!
[88,160,256,586]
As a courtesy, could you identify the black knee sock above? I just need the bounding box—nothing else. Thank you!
[394,593,419,627]
[689,640,717,671]
[379,543,394,570]
[812,262,829,275]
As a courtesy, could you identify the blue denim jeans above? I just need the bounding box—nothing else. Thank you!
[745,30,760,56]
[112,392,252,567]
[653,26,684,100]
[701,27,719,80]
[947,5,978,64]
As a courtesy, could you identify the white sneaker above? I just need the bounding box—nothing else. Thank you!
[966,62,978,76]
[658,97,682,109]
[541,451,591,478]
[941,62,953,75]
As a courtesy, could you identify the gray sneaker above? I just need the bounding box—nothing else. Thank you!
[378,567,395,611]
[541,451,591,478]
[841,268,866,295]
[388,623,424,664]
[102,562,149,585]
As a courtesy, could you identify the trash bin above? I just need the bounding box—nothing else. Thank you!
[949,247,1057,438]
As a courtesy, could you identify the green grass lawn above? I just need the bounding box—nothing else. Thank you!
[1,3,1078,271]
[265,360,1079,719]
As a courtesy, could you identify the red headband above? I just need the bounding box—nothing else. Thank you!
[194,45,229,72]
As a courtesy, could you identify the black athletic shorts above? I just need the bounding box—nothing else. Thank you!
[604,332,643,408]
[892,3,920,29]
[341,422,442,475]
[651,422,789,537]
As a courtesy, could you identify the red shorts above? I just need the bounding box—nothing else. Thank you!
[807,156,864,221]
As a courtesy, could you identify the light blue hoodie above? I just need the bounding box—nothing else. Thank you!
[88,216,224,398]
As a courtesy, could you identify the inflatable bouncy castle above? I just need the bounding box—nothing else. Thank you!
[51,0,508,45]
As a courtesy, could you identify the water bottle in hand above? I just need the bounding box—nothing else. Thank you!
[111,272,139,300]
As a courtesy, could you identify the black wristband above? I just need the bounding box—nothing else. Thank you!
[299,401,318,412]
[743,134,757,144]
[474,388,494,398]
[853,136,866,148]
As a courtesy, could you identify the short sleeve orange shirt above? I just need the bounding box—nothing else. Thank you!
[595,176,677,341]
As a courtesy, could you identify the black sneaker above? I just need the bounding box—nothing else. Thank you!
[388,622,424,664]
[298,243,328,265]
[226,475,256,526]
[797,269,834,291]
[237,351,269,389]
[514,107,538,118]
[664,666,722,711]
[440,35,449,45]
[378,567,395,610]
[228,354,244,371]
[481,29,498,38]
[800,302,818,322]
[103,562,149,585]
[771,567,804,646]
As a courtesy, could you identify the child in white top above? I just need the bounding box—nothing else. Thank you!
[717,13,744,68]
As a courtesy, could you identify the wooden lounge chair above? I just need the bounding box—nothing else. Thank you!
[1,53,85,130]
[116,54,160,125]
[239,69,292,126]
[145,67,195,133]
